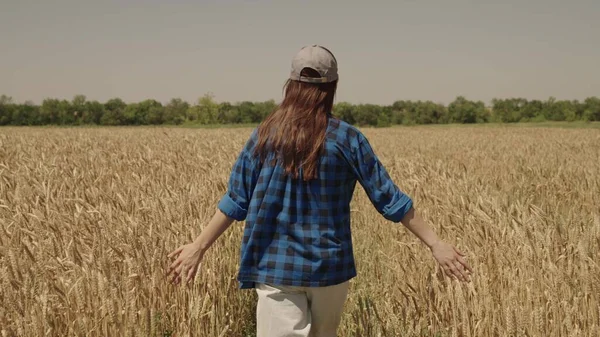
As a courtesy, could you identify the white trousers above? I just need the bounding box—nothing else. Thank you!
[255,281,350,337]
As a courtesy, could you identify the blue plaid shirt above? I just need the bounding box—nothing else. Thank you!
[218,118,413,289]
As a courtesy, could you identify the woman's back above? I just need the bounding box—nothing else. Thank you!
[219,117,413,289]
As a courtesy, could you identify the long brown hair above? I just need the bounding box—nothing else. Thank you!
[254,68,337,181]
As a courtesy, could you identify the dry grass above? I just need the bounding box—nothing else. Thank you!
[0,126,599,337]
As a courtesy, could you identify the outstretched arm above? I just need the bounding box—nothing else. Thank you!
[351,133,472,282]
[167,131,259,285]
[167,209,234,285]
[401,207,473,282]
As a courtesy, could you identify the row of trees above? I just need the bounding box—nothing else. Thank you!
[1,94,599,127]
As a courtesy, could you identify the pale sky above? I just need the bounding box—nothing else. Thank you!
[1,0,599,105]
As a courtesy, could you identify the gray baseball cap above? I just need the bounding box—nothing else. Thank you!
[290,45,338,83]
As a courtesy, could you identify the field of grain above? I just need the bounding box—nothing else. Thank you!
[1,125,599,337]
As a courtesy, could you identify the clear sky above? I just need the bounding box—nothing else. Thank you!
[1,0,599,105]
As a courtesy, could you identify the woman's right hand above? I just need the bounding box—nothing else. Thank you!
[430,241,473,282]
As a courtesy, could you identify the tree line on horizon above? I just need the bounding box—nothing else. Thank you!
[1,94,599,127]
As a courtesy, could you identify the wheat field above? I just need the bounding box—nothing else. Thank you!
[1,125,599,337]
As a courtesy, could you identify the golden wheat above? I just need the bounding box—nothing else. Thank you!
[0,125,599,336]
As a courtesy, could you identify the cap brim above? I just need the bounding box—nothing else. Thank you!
[299,76,330,83]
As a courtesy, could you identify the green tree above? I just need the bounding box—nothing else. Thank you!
[542,98,581,122]
[164,98,189,125]
[492,98,510,122]
[391,100,416,125]
[101,98,127,125]
[56,99,75,124]
[216,102,239,123]
[237,101,258,123]
[491,98,528,123]
[542,97,562,121]
[583,97,600,121]
[448,96,486,124]
[376,111,391,127]
[11,102,40,125]
[0,95,14,125]
[122,103,139,124]
[40,99,61,124]
[572,100,585,121]
[71,94,87,124]
[559,100,578,122]
[521,99,543,122]
[83,101,105,124]
[353,104,380,126]
[123,99,163,125]
[333,102,356,124]
[189,93,219,124]
[144,100,165,125]
[413,101,447,124]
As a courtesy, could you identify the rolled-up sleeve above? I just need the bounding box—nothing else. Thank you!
[218,133,259,221]
[351,134,413,222]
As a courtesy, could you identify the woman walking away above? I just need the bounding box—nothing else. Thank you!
[167,45,473,337]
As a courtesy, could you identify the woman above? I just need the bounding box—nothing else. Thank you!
[167,45,472,337]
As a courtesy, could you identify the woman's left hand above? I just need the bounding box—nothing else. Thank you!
[167,242,205,285]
